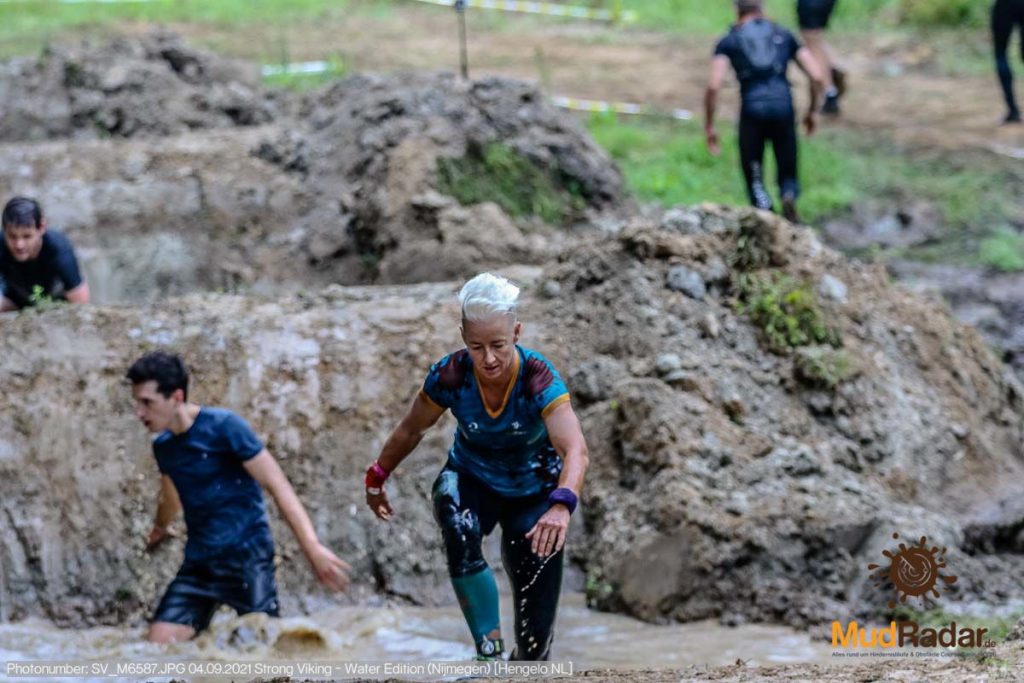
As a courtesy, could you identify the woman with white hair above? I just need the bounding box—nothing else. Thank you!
[364,272,589,661]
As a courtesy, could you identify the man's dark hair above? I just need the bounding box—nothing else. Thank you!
[2,197,43,229]
[126,351,189,400]
[735,0,763,14]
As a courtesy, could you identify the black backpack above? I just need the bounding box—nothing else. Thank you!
[734,19,788,83]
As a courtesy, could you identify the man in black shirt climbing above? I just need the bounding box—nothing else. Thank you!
[704,0,825,224]
[0,197,90,311]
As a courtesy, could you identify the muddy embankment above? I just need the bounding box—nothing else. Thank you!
[4,210,1024,631]
[2,33,1024,650]
[0,32,622,304]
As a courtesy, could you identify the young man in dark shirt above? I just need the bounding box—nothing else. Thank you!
[0,197,89,311]
[127,351,351,643]
[704,0,824,224]
[993,0,1024,124]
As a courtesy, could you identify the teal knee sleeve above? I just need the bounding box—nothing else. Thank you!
[451,567,501,644]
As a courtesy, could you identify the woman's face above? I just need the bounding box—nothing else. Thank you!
[462,314,521,382]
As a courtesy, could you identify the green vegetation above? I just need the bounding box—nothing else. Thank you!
[584,569,615,607]
[586,113,1023,268]
[898,0,988,28]
[735,272,841,354]
[586,113,1016,229]
[731,212,780,271]
[587,113,864,224]
[0,0,990,58]
[0,0,369,58]
[619,0,892,32]
[437,142,585,224]
[28,284,60,312]
[592,0,977,31]
[794,346,858,389]
[979,228,1024,273]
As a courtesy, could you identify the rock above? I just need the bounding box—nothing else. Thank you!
[1007,617,1024,642]
[768,445,822,477]
[663,370,702,393]
[951,423,970,439]
[655,353,683,377]
[660,207,703,235]
[568,356,625,404]
[722,394,746,423]
[818,273,848,304]
[541,280,562,299]
[703,256,730,285]
[700,313,721,339]
[666,265,706,300]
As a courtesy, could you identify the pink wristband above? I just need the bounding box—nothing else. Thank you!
[365,462,391,490]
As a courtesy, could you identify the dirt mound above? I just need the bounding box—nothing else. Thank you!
[0,43,627,298]
[3,210,1024,630]
[255,72,627,284]
[535,205,1024,627]
[0,30,278,141]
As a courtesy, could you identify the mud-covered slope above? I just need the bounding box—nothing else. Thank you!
[0,35,626,301]
[255,71,627,285]
[542,205,1024,626]
[3,208,1024,631]
[0,281,536,626]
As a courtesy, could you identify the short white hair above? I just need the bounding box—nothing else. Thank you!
[459,273,520,322]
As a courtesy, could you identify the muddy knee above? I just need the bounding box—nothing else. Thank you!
[432,469,487,576]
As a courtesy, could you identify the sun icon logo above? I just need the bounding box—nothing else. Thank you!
[868,532,958,609]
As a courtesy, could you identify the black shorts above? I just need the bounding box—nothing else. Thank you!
[797,0,837,30]
[152,551,279,632]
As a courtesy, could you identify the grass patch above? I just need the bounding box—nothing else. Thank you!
[898,0,988,28]
[735,272,841,354]
[979,227,1024,273]
[587,0,935,33]
[586,113,865,224]
[586,113,1021,245]
[794,346,858,388]
[437,142,585,224]
[0,0,364,58]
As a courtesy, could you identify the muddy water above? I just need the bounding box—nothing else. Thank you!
[0,593,837,681]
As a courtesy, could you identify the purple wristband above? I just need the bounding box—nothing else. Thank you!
[547,487,578,515]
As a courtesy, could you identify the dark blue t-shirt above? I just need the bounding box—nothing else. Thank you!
[714,18,801,117]
[0,230,84,309]
[153,407,274,562]
[421,346,571,497]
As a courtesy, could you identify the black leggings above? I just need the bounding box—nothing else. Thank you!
[432,464,563,660]
[993,0,1024,115]
[738,112,799,210]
